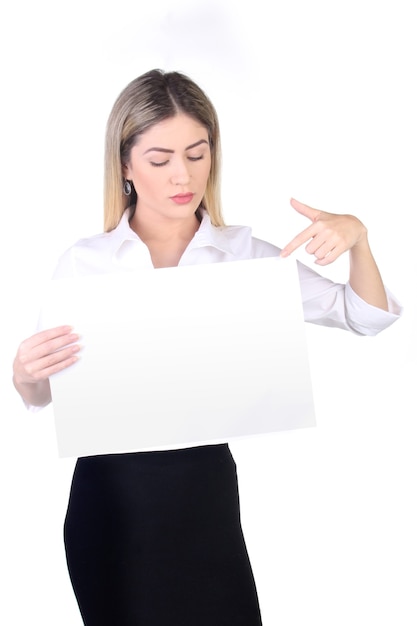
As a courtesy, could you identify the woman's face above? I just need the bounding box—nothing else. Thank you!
[124,113,211,222]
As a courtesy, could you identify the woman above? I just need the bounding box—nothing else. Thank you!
[13,69,401,625]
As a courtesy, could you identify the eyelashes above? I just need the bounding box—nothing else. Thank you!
[150,156,204,167]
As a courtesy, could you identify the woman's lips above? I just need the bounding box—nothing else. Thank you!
[170,193,194,205]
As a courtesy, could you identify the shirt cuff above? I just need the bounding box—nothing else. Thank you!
[345,282,403,336]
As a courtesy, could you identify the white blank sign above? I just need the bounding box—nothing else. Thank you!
[39,257,315,457]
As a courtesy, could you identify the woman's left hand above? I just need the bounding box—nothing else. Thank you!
[280,198,368,266]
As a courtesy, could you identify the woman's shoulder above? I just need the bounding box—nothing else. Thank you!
[68,229,116,252]
[51,229,122,279]
[52,211,137,278]
[216,222,281,259]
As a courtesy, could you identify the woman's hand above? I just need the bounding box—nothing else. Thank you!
[280,197,389,311]
[13,325,80,407]
[280,198,368,265]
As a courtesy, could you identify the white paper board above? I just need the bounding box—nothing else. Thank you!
[39,257,315,457]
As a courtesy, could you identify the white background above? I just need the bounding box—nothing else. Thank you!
[1,0,416,624]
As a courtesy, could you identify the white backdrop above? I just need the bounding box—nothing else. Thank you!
[1,1,416,624]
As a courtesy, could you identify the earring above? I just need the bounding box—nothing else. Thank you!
[123,179,132,196]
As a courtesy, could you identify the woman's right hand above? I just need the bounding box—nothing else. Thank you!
[13,325,80,407]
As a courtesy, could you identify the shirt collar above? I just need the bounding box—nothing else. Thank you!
[188,210,235,255]
[112,209,140,247]
[110,208,235,262]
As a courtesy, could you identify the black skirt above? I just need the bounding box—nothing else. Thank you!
[64,443,263,625]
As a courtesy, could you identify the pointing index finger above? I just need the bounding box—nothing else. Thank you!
[290,197,322,222]
[280,198,323,258]
[280,223,317,258]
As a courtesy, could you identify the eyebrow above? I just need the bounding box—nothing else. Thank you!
[143,139,209,155]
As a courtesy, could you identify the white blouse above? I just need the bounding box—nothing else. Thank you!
[52,209,402,336]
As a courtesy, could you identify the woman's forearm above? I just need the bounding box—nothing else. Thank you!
[349,234,389,311]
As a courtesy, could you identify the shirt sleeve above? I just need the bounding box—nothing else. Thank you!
[20,249,75,414]
[296,261,402,335]
[250,235,402,336]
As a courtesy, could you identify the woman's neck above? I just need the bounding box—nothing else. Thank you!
[129,207,200,268]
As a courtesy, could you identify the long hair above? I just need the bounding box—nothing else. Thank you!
[104,69,224,231]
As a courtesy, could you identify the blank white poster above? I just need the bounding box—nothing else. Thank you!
[39,257,315,457]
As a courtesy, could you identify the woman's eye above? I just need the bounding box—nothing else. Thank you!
[150,160,169,167]
[150,155,203,167]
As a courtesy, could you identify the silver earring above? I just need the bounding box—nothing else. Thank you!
[123,180,132,196]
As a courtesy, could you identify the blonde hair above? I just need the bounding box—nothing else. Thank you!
[104,69,224,232]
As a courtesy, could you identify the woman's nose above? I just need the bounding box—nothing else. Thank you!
[170,159,191,185]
